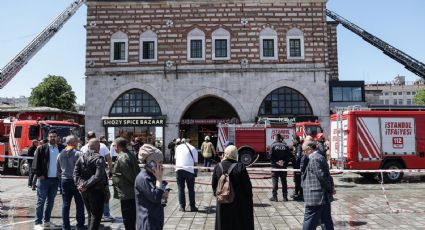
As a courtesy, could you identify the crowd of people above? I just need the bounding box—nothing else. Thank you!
[30,130,334,230]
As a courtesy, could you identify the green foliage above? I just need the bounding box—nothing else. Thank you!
[29,75,77,111]
[414,89,425,105]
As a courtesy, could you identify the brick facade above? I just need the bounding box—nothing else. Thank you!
[84,0,338,153]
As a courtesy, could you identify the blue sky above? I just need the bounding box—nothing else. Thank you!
[1,0,424,104]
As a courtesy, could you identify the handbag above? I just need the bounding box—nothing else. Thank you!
[184,143,198,177]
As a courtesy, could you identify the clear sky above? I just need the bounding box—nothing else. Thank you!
[1,0,424,104]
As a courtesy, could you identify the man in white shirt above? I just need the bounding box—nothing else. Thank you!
[175,138,198,212]
[81,131,115,221]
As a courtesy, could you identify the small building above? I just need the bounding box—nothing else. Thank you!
[0,106,85,125]
[365,76,425,106]
[329,80,366,113]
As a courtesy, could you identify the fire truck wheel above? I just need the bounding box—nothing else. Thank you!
[19,159,30,176]
[382,161,404,183]
[239,150,254,165]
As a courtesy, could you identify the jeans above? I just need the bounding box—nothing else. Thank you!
[61,179,85,230]
[35,178,59,224]
[121,199,136,230]
[303,203,334,230]
[272,171,287,197]
[82,189,104,230]
[28,161,35,187]
[203,157,212,168]
[103,185,111,217]
[294,172,303,196]
[176,170,196,209]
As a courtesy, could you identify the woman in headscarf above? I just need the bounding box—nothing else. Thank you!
[211,145,254,230]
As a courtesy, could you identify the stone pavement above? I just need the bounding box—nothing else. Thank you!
[1,170,425,229]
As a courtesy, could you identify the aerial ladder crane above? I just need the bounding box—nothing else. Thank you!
[326,9,425,80]
[0,0,85,89]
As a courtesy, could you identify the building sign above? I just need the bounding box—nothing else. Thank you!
[180,119,237,125]
[102,117,165,127]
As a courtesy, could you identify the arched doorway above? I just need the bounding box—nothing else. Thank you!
[258,86,316,120]
[180,96,240,148]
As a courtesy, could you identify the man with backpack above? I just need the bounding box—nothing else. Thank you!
[74,138,107,230]
[212,145,254,230]
[200,136,216,169]
[269,133,292,202]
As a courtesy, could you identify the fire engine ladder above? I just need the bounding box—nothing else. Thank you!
[326,9,425,80]
[0,0,85,89]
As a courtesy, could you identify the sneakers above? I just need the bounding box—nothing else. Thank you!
[179,207,185,212]
[101,215,115,222]
[269,196,278,202]
[282,196,289,202]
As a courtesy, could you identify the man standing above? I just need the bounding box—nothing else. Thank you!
[269,133,292,202]
[28,139,38,189]
[33,130,64,229]
[200,136,216,169]
[81,131,114,221]
[175,138,198,212]
[302,141,335,230]
[74,138,107,230]
[167,138,176,164]
[57,135,85,230]
[291,135,304,201]
[112,137,140,230]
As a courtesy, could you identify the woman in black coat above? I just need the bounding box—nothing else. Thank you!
[212,145,254,230]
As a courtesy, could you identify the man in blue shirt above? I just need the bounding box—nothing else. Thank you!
[33,129,64,229]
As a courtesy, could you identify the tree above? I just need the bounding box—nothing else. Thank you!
[29,75,77,111]
[414,89,425,105]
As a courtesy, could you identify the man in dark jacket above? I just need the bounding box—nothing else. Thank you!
[57,135,85,230]
[33,129,64,228]
[302,141,335,230]
[112,137,140,230]
[28,139,38,189]
[135,144,169,230]
[291,135,304,201]
[74,138,107,230]
[167,139,176,164]
[269,133,292,202]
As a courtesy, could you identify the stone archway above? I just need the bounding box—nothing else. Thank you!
[179,96,240,149]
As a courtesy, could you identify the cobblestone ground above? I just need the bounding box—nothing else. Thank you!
[1,170,425,229]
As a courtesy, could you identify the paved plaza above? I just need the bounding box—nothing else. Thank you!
[1,170,425,229]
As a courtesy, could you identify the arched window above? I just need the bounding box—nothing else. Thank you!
[140,30,158,62]
[259,28,278,60]
[110,31,128,63]
[286,28,304,59]
[187,28,205,61]
[109,89,162,116]
[258,87,312,116]
[212,28,231,60]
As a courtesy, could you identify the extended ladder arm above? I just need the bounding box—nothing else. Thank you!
[326,9,425,79]
[0,0,85,89]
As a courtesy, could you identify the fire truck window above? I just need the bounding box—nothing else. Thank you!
[29,126,40,140]
[14,126,22,138]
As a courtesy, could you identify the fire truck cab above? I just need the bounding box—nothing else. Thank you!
[0,119,81,175]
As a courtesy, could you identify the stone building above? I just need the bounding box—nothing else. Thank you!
[84,0,338,152]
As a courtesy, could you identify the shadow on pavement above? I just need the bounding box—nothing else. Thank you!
[198,205,216,214]
[340,174,425,184]
[335,220,368,227]
[253,203,271,207]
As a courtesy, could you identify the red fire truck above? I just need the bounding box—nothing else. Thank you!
[217,118,323,165]
[0,118,81,175]
[330,110,425,183]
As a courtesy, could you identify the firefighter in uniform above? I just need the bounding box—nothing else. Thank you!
[269,133,292,202]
